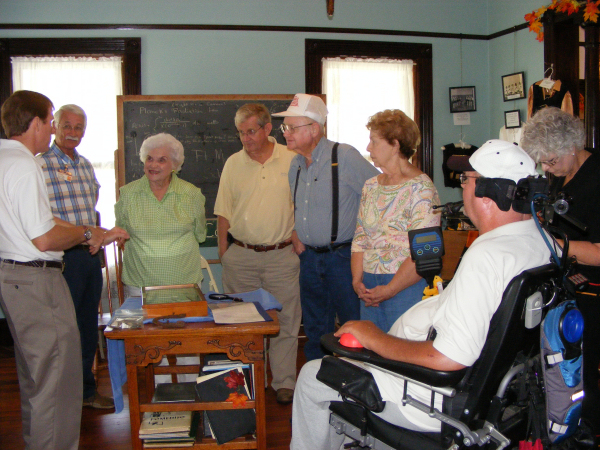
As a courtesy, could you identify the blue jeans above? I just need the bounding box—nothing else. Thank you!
[62,248,103,399]
[360,273,427,332]
[299,245,360,361]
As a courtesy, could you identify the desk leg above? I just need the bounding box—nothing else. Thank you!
[254,358,267,450]
[127,363,143,450]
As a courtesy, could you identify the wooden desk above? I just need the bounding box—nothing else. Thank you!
[105,313,279,450]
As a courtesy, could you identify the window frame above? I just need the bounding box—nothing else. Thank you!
[305,38,433,179]
[0,37,141,137]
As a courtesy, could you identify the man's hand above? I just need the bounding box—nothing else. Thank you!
[291,230,305,255]
[86,227,105,255]
[334,320,386,351]
[361,284,394,307]
[88,227,129,255]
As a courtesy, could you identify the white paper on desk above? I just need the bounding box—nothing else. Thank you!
[211,302,266,324]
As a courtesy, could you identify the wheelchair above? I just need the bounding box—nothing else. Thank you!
[320,262,561,450]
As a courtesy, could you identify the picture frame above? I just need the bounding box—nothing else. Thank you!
[449,86,476,113]
[504,110,521,129]
[502,72,525,102]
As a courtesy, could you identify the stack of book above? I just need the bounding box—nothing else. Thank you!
[139,411,199,448]
[196,355,256,445]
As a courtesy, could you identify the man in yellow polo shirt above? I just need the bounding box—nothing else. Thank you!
[215,103,301,405]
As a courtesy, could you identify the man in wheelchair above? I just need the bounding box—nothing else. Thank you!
[290,140,554,450]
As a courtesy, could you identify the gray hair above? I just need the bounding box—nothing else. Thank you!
[139,133,185,172]
[521,107,585,162]
[234,103,271,128]
[53,104,87,131]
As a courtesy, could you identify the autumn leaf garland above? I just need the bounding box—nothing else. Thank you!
[525,0,600,41]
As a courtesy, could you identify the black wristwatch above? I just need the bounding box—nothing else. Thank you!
[83,226,92,241]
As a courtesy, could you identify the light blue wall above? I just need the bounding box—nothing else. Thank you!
[0,1,547,318]
[487,0,545,142]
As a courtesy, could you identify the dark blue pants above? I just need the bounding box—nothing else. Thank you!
[62,248,103,399]
[299,245,360,361]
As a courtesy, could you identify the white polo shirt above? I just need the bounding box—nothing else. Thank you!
[214,136,295,245]
[0,139,62,262]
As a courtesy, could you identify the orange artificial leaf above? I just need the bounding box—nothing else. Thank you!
[226,392,249,407]
[584,1,600,22]
[566,1,579,15]
[530,20,543,34]
[536,31,545,42]
[525,11,538,23]
[224,370,245,389]
[548,0,561,10]
[537,5,548,16]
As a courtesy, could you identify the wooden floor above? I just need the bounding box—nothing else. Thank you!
[0,341,307,450]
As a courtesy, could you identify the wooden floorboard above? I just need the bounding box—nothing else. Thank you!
[0,341,306,450]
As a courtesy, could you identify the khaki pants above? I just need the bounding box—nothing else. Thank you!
[0,262,82,450]
[221,244,301,391]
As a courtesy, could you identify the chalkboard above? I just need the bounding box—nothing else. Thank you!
[117,95,295,218]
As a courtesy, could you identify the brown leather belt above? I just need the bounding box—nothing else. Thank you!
[1,259,64,270]
[232,238,292,252]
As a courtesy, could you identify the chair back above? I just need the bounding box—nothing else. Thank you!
[447,263,559,427]
[200,254,219,293]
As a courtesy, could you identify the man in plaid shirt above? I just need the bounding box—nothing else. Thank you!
[37,104,113,409]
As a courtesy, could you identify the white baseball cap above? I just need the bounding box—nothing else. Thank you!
[448,139,537,184]
[272,94,328,125]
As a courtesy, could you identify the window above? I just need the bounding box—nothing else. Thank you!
[306,39,433,178]
[322,57,415,159]
[12,56,123,228]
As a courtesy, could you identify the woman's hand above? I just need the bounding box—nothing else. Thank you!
[362,284,394,307]
[352,279,368,298]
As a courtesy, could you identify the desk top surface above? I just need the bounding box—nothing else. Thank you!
[105,310,279,340]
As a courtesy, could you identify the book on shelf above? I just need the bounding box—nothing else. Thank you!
[195,368,256,445]
[201,363,253,400]
[141,411,200,447]
[139,411,193,436]
[151,381,197,403]
[204,353,238,366]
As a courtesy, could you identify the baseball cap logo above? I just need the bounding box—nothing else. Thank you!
[290,96,300,107]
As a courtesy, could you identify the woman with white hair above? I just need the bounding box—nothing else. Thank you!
[115,133,206,290]
[521,106,600,437]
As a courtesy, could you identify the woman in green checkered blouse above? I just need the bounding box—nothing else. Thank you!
[115,133,206,290]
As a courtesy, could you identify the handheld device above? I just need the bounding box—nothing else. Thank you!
[408,226,444,286]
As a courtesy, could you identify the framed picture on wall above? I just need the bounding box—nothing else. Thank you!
[502,72,525,101]
[449,86,476,113]
[504,110,521,129]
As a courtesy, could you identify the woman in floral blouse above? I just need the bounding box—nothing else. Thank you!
[351,110,440,331]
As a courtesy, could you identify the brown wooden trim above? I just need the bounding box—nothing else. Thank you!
[0,22,528,41]
[0,38,141,135]
[305,39,434,180]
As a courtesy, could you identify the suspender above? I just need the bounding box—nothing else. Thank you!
[293,142,340,244]
[330,143,339,243]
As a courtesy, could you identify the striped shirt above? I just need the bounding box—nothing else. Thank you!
[115,174,207,288]
[37,142,99,227]
[289,137,379,246]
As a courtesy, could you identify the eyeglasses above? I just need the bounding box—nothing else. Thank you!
[539,156,559,167]
[60,124,85,133]
[459,174,479,184]
[279,123,314,134]
[237,125,263,138]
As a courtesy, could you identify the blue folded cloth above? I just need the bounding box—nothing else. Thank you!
[106,288,282,413]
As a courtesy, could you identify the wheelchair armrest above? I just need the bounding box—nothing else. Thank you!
[321,333,467,387]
